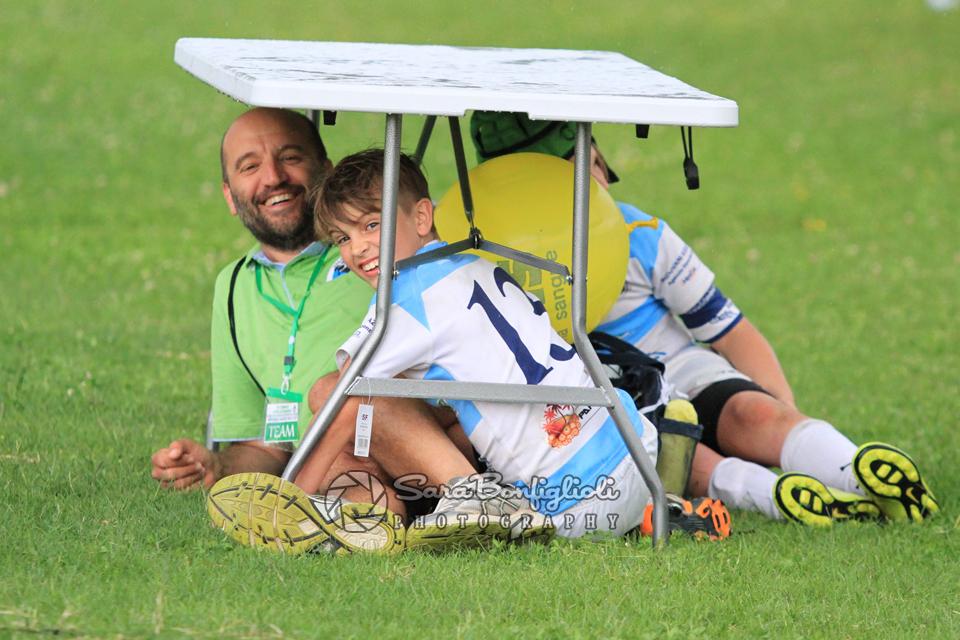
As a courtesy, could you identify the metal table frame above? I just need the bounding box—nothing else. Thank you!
[280,113,670,546]
[178,38,742,548]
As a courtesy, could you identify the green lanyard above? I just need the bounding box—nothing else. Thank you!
[254,249,327,394]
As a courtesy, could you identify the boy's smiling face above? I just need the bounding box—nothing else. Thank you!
[327,197,436,287]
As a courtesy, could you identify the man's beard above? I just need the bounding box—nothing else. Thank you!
[231,183,316,252]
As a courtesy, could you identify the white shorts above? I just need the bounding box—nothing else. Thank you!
[663,345,751,400]
[552,452,655,539]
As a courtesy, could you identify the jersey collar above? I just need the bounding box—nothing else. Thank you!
[415,239,446,255]
[248,241,328,272]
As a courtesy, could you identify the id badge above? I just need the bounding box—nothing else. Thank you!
[263,387,303,443]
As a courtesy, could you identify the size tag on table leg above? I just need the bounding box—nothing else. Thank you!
[354,403,374,457]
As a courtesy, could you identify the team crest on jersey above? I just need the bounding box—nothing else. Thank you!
[543,404,582,448]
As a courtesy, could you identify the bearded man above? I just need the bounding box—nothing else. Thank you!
[150,108,477,524]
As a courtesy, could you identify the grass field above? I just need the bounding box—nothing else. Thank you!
[1,1,958,637]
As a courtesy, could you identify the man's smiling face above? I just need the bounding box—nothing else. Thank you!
[220,109,330,252]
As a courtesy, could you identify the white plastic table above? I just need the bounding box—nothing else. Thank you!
[176,38,739,548]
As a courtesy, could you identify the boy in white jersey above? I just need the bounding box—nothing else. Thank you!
[469,112,940,527]
[306,149,731,544]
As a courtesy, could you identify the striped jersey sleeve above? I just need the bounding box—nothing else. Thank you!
[598,203,742,349]
[335,274,435,377]
[652,219,742,343]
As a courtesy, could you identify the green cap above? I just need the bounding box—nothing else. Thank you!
[470,111,618,183]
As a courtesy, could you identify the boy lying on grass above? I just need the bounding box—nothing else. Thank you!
[469,111,941,528]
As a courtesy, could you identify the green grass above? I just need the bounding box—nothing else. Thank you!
[1,1,959,637]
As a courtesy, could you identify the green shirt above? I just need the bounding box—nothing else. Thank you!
[210,243,371,445]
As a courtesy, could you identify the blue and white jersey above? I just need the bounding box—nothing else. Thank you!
[595,203,743,362]
[337,242,657,516]
[327,255,352,281]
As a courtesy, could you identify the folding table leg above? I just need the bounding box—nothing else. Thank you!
[569,122,668,548]
[448,116,478,232]
[282,113,404,482]
[412,115,437,167]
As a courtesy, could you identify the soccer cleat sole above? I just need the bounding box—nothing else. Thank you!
[641,497,732,541]
[853,443,940,523]
[690,498,732,540]
[509,514,557,546]
[774,472,882,527]
[207,473,405,555]
[406,512,554,551]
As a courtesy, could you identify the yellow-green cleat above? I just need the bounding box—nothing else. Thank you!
[207,472,405,555]
[774,472,882,527]
[405,475,554,552]
[852,442,940,523]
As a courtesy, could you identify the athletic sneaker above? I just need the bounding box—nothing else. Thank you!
[639,495,732,541]
[406,475,554,551]
[207,472,405,555]
[853,442,940,523]
[774,472,881,527]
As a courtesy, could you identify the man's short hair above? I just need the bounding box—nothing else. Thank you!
[314,149,430,235]
[219,109,328,182]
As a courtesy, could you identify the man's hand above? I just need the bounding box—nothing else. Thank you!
[151,439,290,491]
[151,439,218,490]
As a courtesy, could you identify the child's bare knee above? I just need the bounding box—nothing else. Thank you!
[724,392,801,433]
[308,372,340,413]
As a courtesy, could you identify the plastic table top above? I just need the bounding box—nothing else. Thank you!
[175,38,738,127]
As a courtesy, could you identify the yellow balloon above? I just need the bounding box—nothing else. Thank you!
[435,153,628,343]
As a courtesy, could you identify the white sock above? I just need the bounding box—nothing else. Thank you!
[707,457,783,520]
[779,419,860,494]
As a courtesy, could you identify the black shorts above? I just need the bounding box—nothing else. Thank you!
[690,378,770,453]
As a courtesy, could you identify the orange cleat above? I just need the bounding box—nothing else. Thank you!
[640,495,732,541]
